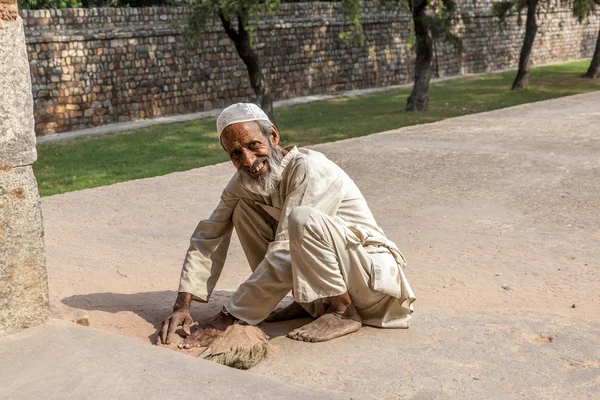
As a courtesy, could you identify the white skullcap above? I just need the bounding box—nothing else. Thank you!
[216,103,271,137]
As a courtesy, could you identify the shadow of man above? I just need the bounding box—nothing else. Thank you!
[62,291,311,344]
[62,290,233,343]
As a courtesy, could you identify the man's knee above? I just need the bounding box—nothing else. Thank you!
[288,206,324,242]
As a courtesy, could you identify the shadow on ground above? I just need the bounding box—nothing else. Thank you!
[62,290,226,343]
[61,291,311,342]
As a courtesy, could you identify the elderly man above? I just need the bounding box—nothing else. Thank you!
[159,103,415,347]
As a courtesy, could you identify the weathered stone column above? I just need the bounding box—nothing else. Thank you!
[0,0,49,335]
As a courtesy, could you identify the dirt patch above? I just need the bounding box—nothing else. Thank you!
[564,358,600,371]
[529,334,554,345]
[74,317,90,327]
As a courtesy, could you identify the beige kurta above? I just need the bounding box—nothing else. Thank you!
[179,147,415,327]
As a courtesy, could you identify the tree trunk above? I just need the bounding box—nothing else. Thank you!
[219,12,275,122]
[512,0,538,90]
[406,0,433,111]
[582,26,600,79]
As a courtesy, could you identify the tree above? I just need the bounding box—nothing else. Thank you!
[334,0,461,111]
[19,0,361,121]
[572,0,600,78]
[185,0,280,121]
[185,0,363,121]
[404,0,461,111]
[493,0,541,90]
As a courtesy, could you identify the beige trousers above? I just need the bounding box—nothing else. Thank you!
[225,200,408,327]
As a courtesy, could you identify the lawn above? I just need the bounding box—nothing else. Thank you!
[35,60,600,196]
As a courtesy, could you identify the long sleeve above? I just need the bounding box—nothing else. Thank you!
[225,151,349,324]
[178,182,239,302]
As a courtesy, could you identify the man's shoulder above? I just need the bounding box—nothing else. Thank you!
[293,148,344,175]
[296,148,328,162]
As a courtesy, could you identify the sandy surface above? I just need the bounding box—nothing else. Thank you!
[41,92,600,398]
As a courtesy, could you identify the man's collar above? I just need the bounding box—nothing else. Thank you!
[280,146,299,171]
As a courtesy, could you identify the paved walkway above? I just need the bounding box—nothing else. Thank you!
[5,92,599,399]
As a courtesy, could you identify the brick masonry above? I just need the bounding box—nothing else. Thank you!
[21,2,599,136]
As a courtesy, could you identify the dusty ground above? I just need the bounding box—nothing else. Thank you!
[42,92,599,399]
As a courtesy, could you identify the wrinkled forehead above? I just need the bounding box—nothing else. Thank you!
[220,121,266,148]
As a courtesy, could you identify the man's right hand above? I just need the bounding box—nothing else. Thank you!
[158,292,193,345]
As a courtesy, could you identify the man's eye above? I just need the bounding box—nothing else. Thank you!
[249,142,260,149]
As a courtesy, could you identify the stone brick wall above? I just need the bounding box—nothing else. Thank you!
[21,2,599,136]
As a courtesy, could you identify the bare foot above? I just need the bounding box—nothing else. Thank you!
[265,301,310,322]
[287,304,362,342]
[178,310,235,349]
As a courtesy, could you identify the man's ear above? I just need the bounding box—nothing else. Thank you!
[270,125,281,146]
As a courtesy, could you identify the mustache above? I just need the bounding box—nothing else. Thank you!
[244,157,268,173]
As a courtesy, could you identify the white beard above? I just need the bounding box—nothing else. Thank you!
[236,147,284,197]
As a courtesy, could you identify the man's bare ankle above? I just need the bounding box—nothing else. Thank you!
[328,302,358,318]
[329,291,353,313]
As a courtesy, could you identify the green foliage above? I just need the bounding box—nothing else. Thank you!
[571,0,597,22]
[185,0,364,47]
[319,0,478,52]
[492,1,515,21]
[405,34,417,50]
[184,0,280,45]
[185,0,214,45]
[492,0,598,28]
[20,0,201,9]
[426,0,462,52]
[401,0,462,53]
[18,0,194,9]
[18,0,82,9]
[339,0,364,45]
[280,0,337,2]
[492,0,527,25]
[185,0,367,48]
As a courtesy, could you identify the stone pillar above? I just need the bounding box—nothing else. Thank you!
[0,0,49,335]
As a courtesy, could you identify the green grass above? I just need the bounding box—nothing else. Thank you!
[35,60,600,196]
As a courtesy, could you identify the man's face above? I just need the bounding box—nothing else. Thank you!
[221,121,278,180]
